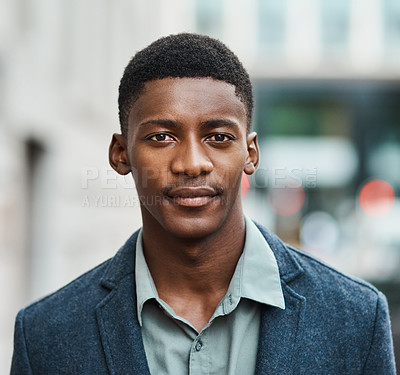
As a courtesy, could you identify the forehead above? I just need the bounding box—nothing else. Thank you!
[128,77,247,127]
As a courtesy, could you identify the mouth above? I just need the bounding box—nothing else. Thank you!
[164,186,222,208]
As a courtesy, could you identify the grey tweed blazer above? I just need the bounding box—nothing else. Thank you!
[11,224,396,374]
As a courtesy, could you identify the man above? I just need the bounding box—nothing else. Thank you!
[11,33,396,374]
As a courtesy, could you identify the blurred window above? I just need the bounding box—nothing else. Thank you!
[383,0,400,57]
[320,0,350,57]
[257,0,287,56]
[195,0,223,38]
[257,101,351,138]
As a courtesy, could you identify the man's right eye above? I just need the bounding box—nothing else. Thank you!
[148,133,174,142]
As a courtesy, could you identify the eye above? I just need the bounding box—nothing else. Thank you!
[148,133,175,142]
[207,134,234,142]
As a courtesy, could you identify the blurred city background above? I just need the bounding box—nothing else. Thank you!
[1,0,399,372]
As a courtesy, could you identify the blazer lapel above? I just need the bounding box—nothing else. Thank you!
[95,231,151,375]
[255,283,306,374]
[96,274,151,375]
[255,223,307,375]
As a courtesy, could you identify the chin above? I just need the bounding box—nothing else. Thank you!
[162,214,224,240]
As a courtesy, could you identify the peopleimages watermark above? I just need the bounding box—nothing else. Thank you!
[81,167,136,189]
[80,166,318,207]
[81,194,231,208]
[81,166,318,190]
[252,167,317,189]
[82,194,152,208]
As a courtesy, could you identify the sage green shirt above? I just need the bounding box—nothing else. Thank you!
[135,216,285,375]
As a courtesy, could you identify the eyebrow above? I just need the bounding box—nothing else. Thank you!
[139,119,179,128]
[139,118,240,129]
[199,119,240,130]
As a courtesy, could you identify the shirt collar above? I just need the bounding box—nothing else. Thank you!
[240,215,285,309]
[214,215,285,319]
[135,216,285,325]
[135,230,159,326]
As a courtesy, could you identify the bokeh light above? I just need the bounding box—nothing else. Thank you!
[359,179,395,217]
[267,185,305,216]
[301,211,339,253]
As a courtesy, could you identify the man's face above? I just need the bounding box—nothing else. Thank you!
[110,77,258,239]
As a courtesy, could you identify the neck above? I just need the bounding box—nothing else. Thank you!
[140,209,246,331]
[142,212,246,294]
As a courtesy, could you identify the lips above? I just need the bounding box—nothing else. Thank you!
[165,186,221,208]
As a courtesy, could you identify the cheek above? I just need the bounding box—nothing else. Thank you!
[130,154,171,192]
[215,153,246,187]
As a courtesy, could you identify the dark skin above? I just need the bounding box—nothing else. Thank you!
[110,78,259,331]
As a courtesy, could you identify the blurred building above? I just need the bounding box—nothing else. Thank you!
[1,0,399,371]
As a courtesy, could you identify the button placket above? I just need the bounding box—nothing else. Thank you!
[189,333,209,374]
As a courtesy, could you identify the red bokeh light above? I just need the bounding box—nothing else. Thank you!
[359,179,395,217]
[267,186,305,216]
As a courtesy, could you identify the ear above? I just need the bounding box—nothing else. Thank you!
[109,133,131,175]
[244,132,259,175]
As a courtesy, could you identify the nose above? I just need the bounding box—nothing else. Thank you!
[171,139,213,177]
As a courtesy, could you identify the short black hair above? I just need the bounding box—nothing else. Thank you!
[118,33,253,137]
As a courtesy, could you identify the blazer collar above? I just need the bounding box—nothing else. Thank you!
[96,224,306,375]
[99,230,140,290]
[254,222,304,284]
[254,223,307,374]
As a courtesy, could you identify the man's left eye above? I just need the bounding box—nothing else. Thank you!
[208,134,232,142]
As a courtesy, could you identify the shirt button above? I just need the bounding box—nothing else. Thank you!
[195,341,202,351]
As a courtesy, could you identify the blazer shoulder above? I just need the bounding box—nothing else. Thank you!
[282,243,384,313]
[22,258,113,318]
[289,244,378,292]
[256,222,382,305]
[21,229,139,319]
[256,224,396,375]
[282,244,395,373]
